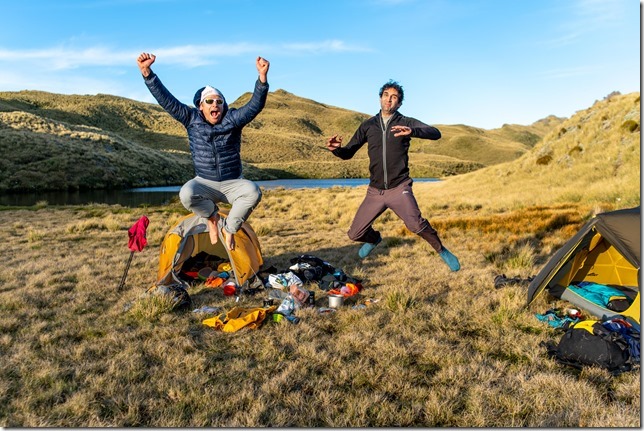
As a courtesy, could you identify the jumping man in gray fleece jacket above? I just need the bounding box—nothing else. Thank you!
[137,52,270,251]
[326,80,460,271]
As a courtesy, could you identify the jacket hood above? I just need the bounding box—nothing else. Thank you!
[193,86,229,117]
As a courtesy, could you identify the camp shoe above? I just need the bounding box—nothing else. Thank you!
[439,247,461,272]
[169,285,192,311]
[358,237,382,259]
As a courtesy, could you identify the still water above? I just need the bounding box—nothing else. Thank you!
[0,178,439,207]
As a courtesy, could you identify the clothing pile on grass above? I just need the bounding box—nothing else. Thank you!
[181,254,364,332]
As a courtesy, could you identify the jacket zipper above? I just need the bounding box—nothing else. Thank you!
[380,116,388,189]
[210,129,221,179]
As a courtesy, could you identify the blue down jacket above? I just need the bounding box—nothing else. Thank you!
[144,72,269,181]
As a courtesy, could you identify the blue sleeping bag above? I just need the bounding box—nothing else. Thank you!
[567,281,629,308]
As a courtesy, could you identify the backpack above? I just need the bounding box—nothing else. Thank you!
[542,318,639,376]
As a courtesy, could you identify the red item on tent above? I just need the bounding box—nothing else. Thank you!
[128,215,150,252]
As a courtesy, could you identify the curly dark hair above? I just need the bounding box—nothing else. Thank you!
[378,80,404,104]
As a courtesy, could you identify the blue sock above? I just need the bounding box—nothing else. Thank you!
[439,247,461,271]
[358,237,382,259]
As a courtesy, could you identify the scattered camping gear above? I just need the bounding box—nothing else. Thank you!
[328,293,344,309]
[288,254,337,282]
[117,215,149,291]
[542,317,640,376]
[274,285,311,316]
[268,271,303,290]
[527,207,640,324]
[286,254,363,290]
[154,210,263,291]
[167,285,192,310]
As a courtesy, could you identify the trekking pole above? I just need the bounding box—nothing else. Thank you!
[117,251,135,291]
[117,215,150,292]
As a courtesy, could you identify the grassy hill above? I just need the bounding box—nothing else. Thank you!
[236,89,558,178]
[420,91,640,211]
[0,88,561,192]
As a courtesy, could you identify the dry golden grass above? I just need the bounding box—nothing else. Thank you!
[434,92,640,211]
[0,181,639,427]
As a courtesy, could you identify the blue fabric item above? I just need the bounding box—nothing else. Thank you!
[535,310,580,328]
[568,281,629,307]
[602,319,640,362]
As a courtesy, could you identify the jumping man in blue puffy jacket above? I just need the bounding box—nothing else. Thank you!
[137,52,270,250]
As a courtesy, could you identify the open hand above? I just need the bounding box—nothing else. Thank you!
[390,125,412,137]
[326,134,343,151]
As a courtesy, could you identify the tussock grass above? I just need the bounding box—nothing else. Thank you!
[0,91,639,427]
[0,183,639,427]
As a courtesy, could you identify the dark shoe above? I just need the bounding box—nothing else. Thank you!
[169,285,192,311]
[439,248,461,272]
[359,237,382,259]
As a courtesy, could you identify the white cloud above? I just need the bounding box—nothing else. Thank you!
[0,39,370,71]
[537,65,604,80]
[541,0,630,47]
[282,39,371,54]
[573,0,626,27]
[0,46,133,70]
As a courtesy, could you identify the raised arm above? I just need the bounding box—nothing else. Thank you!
[137,52,156,78]
[326,125,367,160]
[137,52,192,127]
[256,56,269,84]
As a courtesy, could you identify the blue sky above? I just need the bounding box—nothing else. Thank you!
[0,0,640,129]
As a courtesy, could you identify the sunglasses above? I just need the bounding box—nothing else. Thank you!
[203,98,224,105]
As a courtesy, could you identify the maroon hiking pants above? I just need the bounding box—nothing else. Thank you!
[347,178,444,252]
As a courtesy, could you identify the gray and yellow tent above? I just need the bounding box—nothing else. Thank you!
[527,207,640,324]
[155,210,263,289]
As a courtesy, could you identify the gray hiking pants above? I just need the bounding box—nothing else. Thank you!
[347,178,444,252]
[179,176,262,234]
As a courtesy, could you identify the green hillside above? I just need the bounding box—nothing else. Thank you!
[0,88,561,192]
